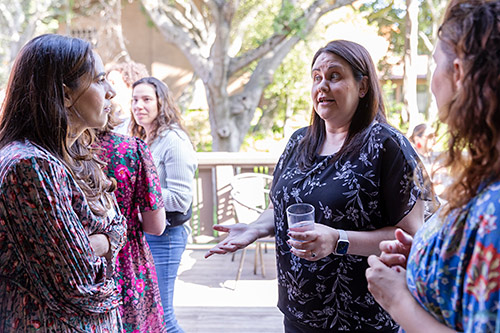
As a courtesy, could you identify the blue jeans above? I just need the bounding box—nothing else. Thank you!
[146,223,189,333]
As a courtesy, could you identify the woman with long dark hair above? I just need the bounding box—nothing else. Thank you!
[0,34,126,331]
[206,40,435,332]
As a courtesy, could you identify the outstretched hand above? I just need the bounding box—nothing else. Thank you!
[204,223,259,258]
[378,228,414,269]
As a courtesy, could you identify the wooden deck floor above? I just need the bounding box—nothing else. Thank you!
[173,244,284,333]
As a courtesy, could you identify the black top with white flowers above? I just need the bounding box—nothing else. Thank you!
[271,122,435,332]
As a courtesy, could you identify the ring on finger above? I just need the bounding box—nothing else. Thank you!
[311,251,317,258]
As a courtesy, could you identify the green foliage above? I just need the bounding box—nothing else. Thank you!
[382,80,406,132]
[0,0,65,86]
[183,108,213,152]
[272,0,307,38]
[244,39,312,147]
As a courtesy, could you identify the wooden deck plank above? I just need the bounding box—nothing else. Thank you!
[174,244,284,333]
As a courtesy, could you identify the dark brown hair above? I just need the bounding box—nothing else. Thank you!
[438,0,500,213]
[0,34,115,216]
[297,40,387,170]
[130,77,188,145]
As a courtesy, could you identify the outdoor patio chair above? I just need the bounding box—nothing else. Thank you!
[230,172,275,283]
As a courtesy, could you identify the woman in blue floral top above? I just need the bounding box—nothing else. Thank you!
[0,34,126,331]
[206,40,435,332]
[366,1,500,332]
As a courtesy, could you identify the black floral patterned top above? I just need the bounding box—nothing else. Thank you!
[270,122,435,332]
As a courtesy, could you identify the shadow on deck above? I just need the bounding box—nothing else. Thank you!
[174,244,283,333]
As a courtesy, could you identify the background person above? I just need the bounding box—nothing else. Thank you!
[97,109,167,331]
[366,1,500,332]
[106,60,149,135]
[130,76,198,333]
[206,40,435,332]
[0,34,126,331]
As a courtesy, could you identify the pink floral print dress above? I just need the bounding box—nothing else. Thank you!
[98,132,166,333]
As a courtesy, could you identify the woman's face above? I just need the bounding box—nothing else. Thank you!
[132,83,159,133]
[431,40,456,120]
[311,52,367,132]
[107,69,131,117]
[68,52,115,134]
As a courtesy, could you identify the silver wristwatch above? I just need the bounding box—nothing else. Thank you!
[334,229,349,255]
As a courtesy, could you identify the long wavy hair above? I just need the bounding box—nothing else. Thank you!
[130,77,188,145]
[438,1,500,214]
[0,34,115,216]
[297,40,387,170]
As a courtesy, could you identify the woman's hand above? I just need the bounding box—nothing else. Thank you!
[88,233,111,261]
[365,254,407,313]
[204,223,259,258]
[287,223,337,261]
[379,228,414,269]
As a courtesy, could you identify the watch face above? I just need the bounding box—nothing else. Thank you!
[335,240,349,255]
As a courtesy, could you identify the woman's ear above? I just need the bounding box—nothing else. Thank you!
[63,84,74,108]
[453,58,464,90]
[359,76,369,98]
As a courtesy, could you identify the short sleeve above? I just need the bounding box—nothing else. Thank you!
[462,206,500,331]
[135,138,164,212]
[0,157,121,314]
[380,134,437,226]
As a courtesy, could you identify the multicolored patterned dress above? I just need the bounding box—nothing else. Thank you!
[407,181,500,332]
[98,132,166,332]
[0,140,127,332]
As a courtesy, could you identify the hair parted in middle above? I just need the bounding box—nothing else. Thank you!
[297,39,387,171]
[130,77,188,145]
[0,34,115,216]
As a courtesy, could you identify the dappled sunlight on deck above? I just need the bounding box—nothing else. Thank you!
[174,244,283,333]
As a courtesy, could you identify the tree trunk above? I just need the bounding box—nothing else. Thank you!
[403,0,420,131]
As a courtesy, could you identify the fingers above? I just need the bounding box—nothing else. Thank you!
[213,224,231,232]
[379,252,406,267]
[395,228,413,246]
[287,230,316,242]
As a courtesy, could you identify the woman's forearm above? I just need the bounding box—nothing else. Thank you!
[249,207,275,238]
[389,289,456,333]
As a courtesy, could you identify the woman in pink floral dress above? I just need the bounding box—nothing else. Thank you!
[98,116,167,332]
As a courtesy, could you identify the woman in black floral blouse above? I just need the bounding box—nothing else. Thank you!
[205,40,435,332]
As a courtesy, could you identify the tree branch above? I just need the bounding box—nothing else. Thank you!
[228,0,355,76]
[140,0,210,82]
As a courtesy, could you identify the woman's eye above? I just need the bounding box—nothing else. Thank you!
[331,73,340,80]
[313,75,321,82]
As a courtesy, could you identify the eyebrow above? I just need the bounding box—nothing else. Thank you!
[311,65,343,73]
[94,72,106,79]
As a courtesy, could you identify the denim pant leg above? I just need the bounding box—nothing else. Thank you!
[146,224,189,333]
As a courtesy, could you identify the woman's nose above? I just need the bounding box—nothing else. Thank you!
[317,78,328,92]
[106,83,116,100]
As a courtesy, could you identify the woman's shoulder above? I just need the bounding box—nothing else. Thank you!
[0,140,66,182]
[368,122,413,151]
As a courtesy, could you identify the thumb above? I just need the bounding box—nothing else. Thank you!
[395,229,413,246]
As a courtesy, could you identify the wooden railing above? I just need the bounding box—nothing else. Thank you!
[189,152,279,244]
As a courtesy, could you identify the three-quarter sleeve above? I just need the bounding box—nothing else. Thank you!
[135,138,164,213]
[379,134,436,226]
[0,156,122,314]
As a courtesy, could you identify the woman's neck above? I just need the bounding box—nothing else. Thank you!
[319,130,348,156]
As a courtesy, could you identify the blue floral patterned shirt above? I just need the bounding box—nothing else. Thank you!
[407,181,500,332]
